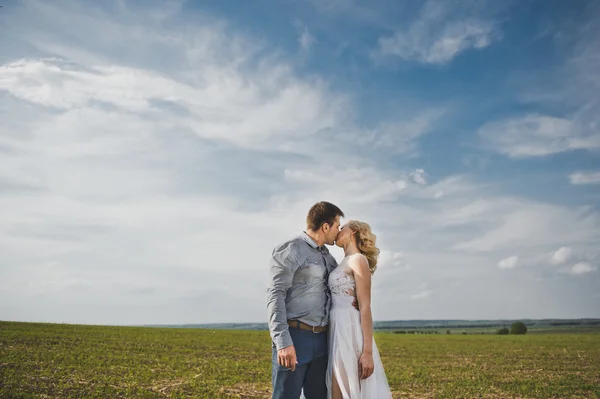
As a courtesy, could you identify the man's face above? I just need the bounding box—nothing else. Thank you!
[323,215,341,246]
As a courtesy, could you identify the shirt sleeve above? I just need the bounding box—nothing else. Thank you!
[328,253,338,271]
[266,242,299,350]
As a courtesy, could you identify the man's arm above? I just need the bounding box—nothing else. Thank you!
[266,243,297,351]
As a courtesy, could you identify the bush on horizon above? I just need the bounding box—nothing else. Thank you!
[511,321,528,335]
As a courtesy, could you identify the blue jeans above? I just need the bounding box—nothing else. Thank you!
[272,326,328,399]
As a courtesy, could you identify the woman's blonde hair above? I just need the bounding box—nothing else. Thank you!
[348,220,380,274]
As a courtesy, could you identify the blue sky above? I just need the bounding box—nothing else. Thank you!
[0,0,599,325]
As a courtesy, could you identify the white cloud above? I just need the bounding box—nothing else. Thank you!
[378,250,410,271]
[333,109,444,156]
[410,290,432,300]
[498,255,519,269]
[551,246,572,265]
[478,114,600,158]
[0,58,345,150]
[295,21,316,51]
[569,171,600,185]
[452,201,599,253]
[377,0,498,64]
[284,167,409,205]
[411,168,427,185]
[411,175,478,201]
[571,262,597,275]
[480,6,600,160]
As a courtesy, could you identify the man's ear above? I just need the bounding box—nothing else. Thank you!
[322,223,330,233]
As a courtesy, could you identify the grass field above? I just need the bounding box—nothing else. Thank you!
[1,321,599,398]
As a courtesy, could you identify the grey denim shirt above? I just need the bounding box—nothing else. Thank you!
[266,232,338,350]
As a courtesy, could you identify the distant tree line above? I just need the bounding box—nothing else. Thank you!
[547,320,600,326]
[374,323,536,331]
[380,319,600,334]
[378,323,530,330]
[389,321,528,335]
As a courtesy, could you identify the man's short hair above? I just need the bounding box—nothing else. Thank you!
[306,201,344,231]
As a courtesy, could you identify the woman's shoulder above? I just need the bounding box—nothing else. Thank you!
[346,253,369,268]
[348,252,368,261]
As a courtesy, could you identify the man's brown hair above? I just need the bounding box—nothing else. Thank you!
[306,201,344,231]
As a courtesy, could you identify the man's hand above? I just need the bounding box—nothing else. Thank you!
[277,345,298,371]
[358,352,374,379]
[352,296,360,311]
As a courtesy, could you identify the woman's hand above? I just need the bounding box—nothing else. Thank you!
[358,352,374,379]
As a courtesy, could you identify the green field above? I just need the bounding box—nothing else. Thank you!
[1,322,599,398]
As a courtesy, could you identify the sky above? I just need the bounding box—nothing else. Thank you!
[0,0,599,325]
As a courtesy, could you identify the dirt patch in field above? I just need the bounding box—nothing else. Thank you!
[149,374,203,395]
[219,382,271,398]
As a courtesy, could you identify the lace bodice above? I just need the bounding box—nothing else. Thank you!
[328,255,358,297]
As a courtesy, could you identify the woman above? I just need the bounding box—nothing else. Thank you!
[327,220,392,398]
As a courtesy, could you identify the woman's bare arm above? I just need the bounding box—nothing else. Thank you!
[349,254,374,379]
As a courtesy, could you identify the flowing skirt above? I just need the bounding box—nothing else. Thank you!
[326,295,392,399]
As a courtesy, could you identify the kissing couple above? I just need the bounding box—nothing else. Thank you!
[267,201,392,398]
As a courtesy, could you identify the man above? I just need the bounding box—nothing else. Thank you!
[267,201,344,399]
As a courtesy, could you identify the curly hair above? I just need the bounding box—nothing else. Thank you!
[348,220,380,274]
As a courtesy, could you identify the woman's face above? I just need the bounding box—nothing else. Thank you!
[335,223,354,248]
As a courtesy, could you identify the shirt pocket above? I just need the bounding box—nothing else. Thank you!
[295,255,326,284]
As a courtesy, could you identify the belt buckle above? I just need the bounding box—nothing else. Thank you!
[312,325,318,333]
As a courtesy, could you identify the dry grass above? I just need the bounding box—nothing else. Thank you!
[1,321,599,398]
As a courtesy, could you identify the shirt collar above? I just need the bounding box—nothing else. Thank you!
[300,231,329,253]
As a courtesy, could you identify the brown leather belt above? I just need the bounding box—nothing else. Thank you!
[287,320,328,333]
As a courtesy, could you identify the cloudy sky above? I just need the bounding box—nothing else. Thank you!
[1,0,599,325]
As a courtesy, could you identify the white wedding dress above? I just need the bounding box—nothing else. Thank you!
[325,253,392,398]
